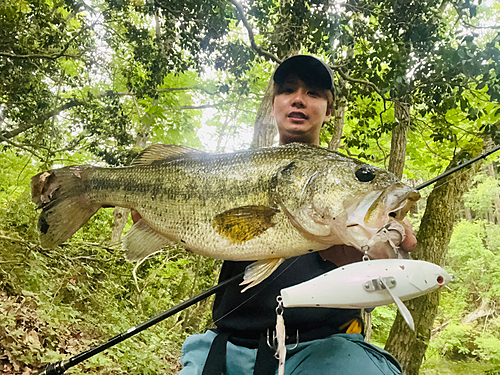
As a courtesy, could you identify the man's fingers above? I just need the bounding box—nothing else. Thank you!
[400,218,417,251]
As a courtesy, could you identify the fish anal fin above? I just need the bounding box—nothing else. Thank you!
[240,258,285,292]
[123,219,174,261]
[132,144,206,166]
[212,205,279,244]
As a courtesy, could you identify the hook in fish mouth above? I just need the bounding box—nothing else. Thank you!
[345,219,411,259]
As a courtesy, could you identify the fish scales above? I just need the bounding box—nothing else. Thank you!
[31,143,420,289]
[56,147,316,260]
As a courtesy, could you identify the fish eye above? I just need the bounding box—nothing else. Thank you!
[355,166,376,182]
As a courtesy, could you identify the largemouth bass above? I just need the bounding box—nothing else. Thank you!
[31,143,420,290]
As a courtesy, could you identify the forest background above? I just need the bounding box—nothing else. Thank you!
[1,0,500,374]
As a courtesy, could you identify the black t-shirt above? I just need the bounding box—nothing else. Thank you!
[212,253,362,347]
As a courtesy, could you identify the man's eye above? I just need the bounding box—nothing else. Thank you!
[308,91,320,97]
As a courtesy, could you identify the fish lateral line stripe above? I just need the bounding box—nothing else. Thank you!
[86,174,277,203]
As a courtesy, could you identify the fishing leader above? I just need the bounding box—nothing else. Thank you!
[178,55,417,375]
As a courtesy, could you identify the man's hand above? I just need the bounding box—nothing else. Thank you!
[319,218,417,267]
[399,218,417,250]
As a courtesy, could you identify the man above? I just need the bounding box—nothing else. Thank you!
[179,55,416,375]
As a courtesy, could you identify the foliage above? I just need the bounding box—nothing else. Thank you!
[464,173,500,219]
[1,0,500,373]
[431,322,476,359]
[370,305,397,347]
[421,357,497,375]
[0,166,220,373]
[319,0,500,185]
[427,207,500,365]
[0,149,40,206]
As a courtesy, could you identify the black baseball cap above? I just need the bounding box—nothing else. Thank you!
[273,55,334,92]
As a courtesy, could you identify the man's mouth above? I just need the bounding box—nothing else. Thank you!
[288,112,308,119]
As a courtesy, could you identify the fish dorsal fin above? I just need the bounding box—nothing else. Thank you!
[132,144,206,166]
[212,205,279,244]
[123,219,174,260]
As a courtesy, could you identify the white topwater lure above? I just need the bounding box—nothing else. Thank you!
[270,258,453,371]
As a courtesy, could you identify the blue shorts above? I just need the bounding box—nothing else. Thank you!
[179,330,403,375]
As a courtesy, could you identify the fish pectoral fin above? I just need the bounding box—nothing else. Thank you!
[379,277,415,331]
[123,219,174,261]
[240,258,285,292]
[213,205,279,244]
[132,144,206,166]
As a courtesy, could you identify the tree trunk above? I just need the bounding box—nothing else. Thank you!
[327,96,346,151]
[110,207,129,244]
[486,162,500,224]
[252,77,277,148]
[387,101,410,179]
[384,150,478,375]
[110,10,163,244]
[464,205,473,222]
[362,309,372,342]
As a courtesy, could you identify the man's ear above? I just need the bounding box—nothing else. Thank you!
[324,108,331,123]
[270,101,275,117]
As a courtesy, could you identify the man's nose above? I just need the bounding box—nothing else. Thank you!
[291,90,306,107]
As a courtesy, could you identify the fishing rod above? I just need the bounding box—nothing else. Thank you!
[415,145,500,190]
[39,271,244,375]
[38,145,500,374]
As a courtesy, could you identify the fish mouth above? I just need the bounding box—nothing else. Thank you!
[345,185,420,259]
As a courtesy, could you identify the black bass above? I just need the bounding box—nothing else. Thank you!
[31,143,420,290]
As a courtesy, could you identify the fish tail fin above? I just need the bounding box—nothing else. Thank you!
[31,166,100,248]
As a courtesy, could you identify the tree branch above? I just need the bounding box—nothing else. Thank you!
[229,0,388,107]
[158,86,219,95]
[179,103,225,110]
[335,69,387,105]
[0,234,28,243]
[230,0,281,63]
[0,17,100,62]
[0,52,83,60]
[0,133,43,160]
[0,87,227,142]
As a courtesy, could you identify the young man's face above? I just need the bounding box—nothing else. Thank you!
[271,77,331,146]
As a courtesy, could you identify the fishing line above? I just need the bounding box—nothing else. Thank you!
[38,256,302,374]
[37,145,499,374]
[211,255,303,326]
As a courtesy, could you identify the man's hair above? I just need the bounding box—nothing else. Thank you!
[272,79,334,116]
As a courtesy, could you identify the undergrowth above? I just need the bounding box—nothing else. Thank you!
[0,191,220,374]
